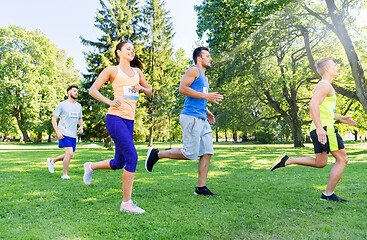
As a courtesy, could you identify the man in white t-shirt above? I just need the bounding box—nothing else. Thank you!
[47,85,83,179]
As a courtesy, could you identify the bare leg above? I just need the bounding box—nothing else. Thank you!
[52,154,66,164]
[325,149,348,195]
[158,148,189,160]
[61,147,74,176]
[90,159,113,170]
[198,154,211,187]
[286,152,328,168]
[122,170,134,202]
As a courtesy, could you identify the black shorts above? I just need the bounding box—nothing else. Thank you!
[310,126,344,154]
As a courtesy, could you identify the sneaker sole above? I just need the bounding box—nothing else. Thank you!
[47,158,54,173]
[145,147,153,172]
[120,209,145,214]
[83,163,91,185]
[270,152,286,171]
[320,197,347,202]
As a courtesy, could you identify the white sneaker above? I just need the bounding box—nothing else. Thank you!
[120,200,145,214]
[83,162,94,185]
[47,158,54,173]
[61,175,70,179]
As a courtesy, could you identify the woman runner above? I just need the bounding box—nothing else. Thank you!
[83,41,152,213]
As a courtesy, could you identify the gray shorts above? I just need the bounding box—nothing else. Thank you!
[180,114,214,160]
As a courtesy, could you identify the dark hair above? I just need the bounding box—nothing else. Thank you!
[193,47,209,64]
[67,85,79,93]
[115,41,144,70]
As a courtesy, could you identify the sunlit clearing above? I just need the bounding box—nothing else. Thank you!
[313,185,326,191]
[81,198,97,202]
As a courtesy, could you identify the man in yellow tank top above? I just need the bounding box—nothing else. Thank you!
[270,57,356,202]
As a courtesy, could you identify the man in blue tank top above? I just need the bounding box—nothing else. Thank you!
[145,47,224,196]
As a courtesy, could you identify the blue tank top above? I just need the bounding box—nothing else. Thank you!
[181,66,209,119]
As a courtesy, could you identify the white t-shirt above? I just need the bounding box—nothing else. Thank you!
[53,100,82,138]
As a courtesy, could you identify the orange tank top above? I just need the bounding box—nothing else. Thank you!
[107,66,139,120]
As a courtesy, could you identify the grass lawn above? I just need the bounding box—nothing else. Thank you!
[0,141,366,239]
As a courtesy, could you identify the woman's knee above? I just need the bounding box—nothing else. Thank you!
[109,158,125,169]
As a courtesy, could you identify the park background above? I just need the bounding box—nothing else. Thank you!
[1,0,367,239]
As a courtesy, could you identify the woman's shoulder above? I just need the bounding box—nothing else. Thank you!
[132,67,143,74]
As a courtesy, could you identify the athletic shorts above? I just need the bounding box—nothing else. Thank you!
[59,135,77,152]
[310,126,344,154]
[180,114,214,160]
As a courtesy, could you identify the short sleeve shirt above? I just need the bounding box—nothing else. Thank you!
[53,100,82,138]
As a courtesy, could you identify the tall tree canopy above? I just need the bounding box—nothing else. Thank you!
[0,25,79,142]
[195,0,366,146]
[80,0,142,145]
[141,0,176,146]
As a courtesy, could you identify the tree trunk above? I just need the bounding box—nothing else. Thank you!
[104,136,112,148]
[242,134,248,142]
[354,130,358,141]
[148,114,155,147]
[225,129,227,142]
[47,128,53,142]
[36,132,42,142]
[215,128,219,142]
[14,108,30,142]
[288,118,304,147]
[233,131,238,143]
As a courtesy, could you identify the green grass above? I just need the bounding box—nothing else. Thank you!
[0,141,366,239]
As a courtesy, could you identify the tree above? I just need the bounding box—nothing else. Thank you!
[0,25,78,142]
[197,2,318,147]
[80,0,142,146]
[196,0,367,146]
[141,0,176,146]
[300,1,367,108]
[195,0,295,57]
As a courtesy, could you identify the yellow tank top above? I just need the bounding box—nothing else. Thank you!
[310,80,336,131]
[107,66,139,120]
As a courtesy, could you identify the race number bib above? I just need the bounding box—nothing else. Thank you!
[124,86,139,100]
[69,112,78,119]
[203,87,208,94]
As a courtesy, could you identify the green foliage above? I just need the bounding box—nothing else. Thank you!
[141,0,177,144]
[80,0,189,145]
[0,25,80,141]
[1,142,366,239]
[80,0,142,143]
[196,0,366,146]
[195,0,296,56]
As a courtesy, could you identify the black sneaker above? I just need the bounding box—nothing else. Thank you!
[270,152,289,171]
[321,193,347,202]
[194,186,218,196]
[145,147,159,172]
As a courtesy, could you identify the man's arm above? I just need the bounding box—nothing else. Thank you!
[52,115,64,139]
[78,118,83,134]
[309,81,332,144]
[179,67,223,104]
[334,114,356,126]
[207,109,215,124]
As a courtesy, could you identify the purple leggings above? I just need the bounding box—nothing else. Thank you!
[105,114,137,172]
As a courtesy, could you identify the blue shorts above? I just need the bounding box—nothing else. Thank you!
[59,135,77,152]
[105,114,137,172]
